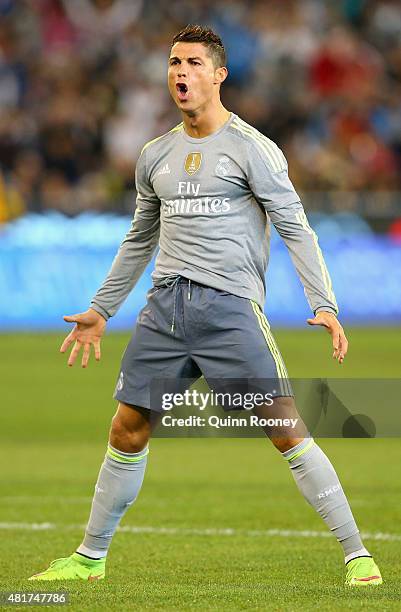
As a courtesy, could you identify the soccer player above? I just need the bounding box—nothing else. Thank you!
[29,25,382,586]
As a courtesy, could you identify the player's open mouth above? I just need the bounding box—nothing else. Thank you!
[176,82,189,101]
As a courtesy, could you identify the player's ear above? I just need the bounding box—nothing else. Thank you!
[214,66,228,85]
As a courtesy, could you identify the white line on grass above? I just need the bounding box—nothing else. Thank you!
[0,522,400,542]
[0,497,372,509]
[2,496,93,503]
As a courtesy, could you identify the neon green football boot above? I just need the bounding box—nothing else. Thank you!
[28,553,106,581]
[345,556,382,586]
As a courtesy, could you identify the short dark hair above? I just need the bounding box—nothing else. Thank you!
[171,24,226,68]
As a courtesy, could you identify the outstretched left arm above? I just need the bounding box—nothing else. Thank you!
[247,141,348,364]
[267,200,348,365]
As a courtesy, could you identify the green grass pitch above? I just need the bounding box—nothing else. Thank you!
[0,328,400,610]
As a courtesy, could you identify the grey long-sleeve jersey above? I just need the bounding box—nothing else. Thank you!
[91,113,338,320]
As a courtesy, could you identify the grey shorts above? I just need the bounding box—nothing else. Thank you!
[114,276,293,412]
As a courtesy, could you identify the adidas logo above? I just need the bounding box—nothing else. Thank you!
[157,163,170,176]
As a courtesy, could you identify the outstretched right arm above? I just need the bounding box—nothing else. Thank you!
[61,147,161,367]
[91,147,161,320]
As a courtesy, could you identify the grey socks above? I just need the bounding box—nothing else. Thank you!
[77,437,369,564]
[77,443,148,559]
[282,438,370,563]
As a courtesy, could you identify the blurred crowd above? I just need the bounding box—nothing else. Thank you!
[0,0,401,222]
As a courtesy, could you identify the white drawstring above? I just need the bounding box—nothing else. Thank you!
[155,275,180,334]
[154,276,192,334]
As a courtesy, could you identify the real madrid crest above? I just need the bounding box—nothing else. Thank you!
[184,152,202,175]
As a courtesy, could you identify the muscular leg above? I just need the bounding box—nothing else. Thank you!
[76,402,160,559]
[253,396,308,452]
[109,402,159,452]
[253,397,370,563]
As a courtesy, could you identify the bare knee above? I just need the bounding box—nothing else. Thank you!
[253,396,308,453]
[109,403,153,453]
[271,436,305,454]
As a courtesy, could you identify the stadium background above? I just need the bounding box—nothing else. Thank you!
[1,1,401,609]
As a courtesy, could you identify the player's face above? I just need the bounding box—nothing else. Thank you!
[168,42,221,113]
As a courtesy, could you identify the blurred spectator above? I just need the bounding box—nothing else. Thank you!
[389,217,401,243]
[0,169,25,222]
[0,0,400,221]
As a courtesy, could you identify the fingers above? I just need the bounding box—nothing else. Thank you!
[307,312,349,365]
[332,330,341,361]
[63,339,100,367]
[332,327,349,364]
[307,316,329,328]
[63,313,82,323]
[68,340,82,367]
[60,329,76,354]
[337,328,349,364]
[94,339,101,361]
[81,343,91,368]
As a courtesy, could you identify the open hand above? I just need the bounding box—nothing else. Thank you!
[307,312,348,364]
[60,308,106,368]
